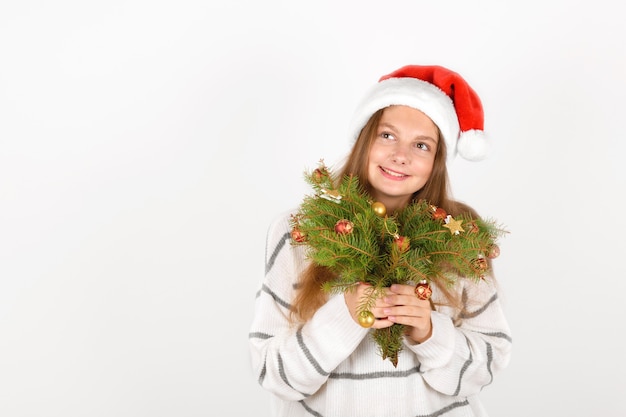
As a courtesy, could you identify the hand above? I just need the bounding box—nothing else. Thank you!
[383,284,433,343]
[344,282,395,329]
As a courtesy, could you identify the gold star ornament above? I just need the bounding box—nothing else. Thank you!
[443,215,464,235]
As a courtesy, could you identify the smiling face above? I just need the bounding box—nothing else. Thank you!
[367,105,439,213]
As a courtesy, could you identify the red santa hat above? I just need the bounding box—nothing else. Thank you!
[349,65,489,162]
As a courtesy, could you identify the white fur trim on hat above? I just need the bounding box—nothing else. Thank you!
[349,77,461,162]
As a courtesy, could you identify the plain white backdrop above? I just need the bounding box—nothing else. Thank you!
[1,1,625,416]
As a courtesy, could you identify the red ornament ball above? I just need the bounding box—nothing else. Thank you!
[487,244,500,259]
[466,221,479,234]
[414,280,432,300]
[432,207,448,221]
[312,168,325,183]
[472,257,488,271]
[334,219,354,235]
[394,235,410,252]
[290,227,306,243]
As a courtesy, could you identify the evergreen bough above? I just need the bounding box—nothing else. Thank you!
[290,160,506,366]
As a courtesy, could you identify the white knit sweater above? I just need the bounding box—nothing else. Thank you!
[249,210,512,417]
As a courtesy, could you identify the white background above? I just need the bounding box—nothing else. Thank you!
[1,1,624,416]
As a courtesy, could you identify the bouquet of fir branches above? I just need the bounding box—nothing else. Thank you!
[290,160,506,366]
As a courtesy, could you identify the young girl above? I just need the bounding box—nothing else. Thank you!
[248,65,512,417]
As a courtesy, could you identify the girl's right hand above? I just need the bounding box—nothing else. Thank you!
[344,282,394,329]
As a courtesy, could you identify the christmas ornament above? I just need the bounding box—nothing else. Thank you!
[414,280,432,300]
[321,188,342,203]
[313,168,326,183]
[443,215,464,235]
[487,244,500,259]
[334,219,354,235]
[357,311,376,328]
[394,235,410,252]
[472,257,488,272]
[290,160,507,366]
[466,220,479,234]
[290,227,306,243]
[431,205,448,221]
[371,201,387,217]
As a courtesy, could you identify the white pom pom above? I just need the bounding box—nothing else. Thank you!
[456,129,490,161]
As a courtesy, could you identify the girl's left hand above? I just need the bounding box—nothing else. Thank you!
[384,284,432,344]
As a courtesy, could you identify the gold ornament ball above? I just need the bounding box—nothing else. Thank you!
[371,201,387,217]
[357,311,375,328]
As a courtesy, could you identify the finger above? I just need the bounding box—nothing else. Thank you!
[383,293,430,308]
[371,317,394,329]
[386,308,431,330]
[389,284,415,295]
[387,314,429,327]
[383,305,430,319]
[390,282,433,301]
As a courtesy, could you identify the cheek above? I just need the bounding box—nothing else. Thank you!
[368,143,386,162]
[366,147,378,168]
[366,161,379,181]
[412,159,435,180]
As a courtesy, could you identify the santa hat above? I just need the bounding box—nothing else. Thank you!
[349,65,489,162]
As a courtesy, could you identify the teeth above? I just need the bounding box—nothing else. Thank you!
[382,168,405,177]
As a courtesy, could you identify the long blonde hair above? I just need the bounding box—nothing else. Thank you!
[290,108,486,322]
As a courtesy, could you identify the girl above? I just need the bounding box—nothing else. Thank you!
[249,65,512,417]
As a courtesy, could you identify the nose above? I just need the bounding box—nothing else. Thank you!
[391,145,409,164]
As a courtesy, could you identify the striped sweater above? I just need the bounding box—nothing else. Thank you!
[249,210,512,417]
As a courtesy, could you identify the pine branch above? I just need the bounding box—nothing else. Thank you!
[290,160,507,366]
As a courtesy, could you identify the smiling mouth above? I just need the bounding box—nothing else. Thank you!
[380,167,408,178]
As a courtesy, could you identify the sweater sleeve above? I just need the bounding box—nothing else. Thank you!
[405,277,513,397]
[248,211,369,401]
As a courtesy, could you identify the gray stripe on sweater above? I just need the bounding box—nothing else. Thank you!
[458,288,513,343]
[459,289,498,319]
[415,399,470,417]
[260,283,292,310]
[299,399,324,417]
[258,361,267,385]
[297,326,330,377]
[330,365,422,379]
[266,232,290,274]
[277,352,310,397]
[481,331,513,343]
[453,336,473,396]
[248,332,272,340]
[483,341,494,388]
[299,398,470,417]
